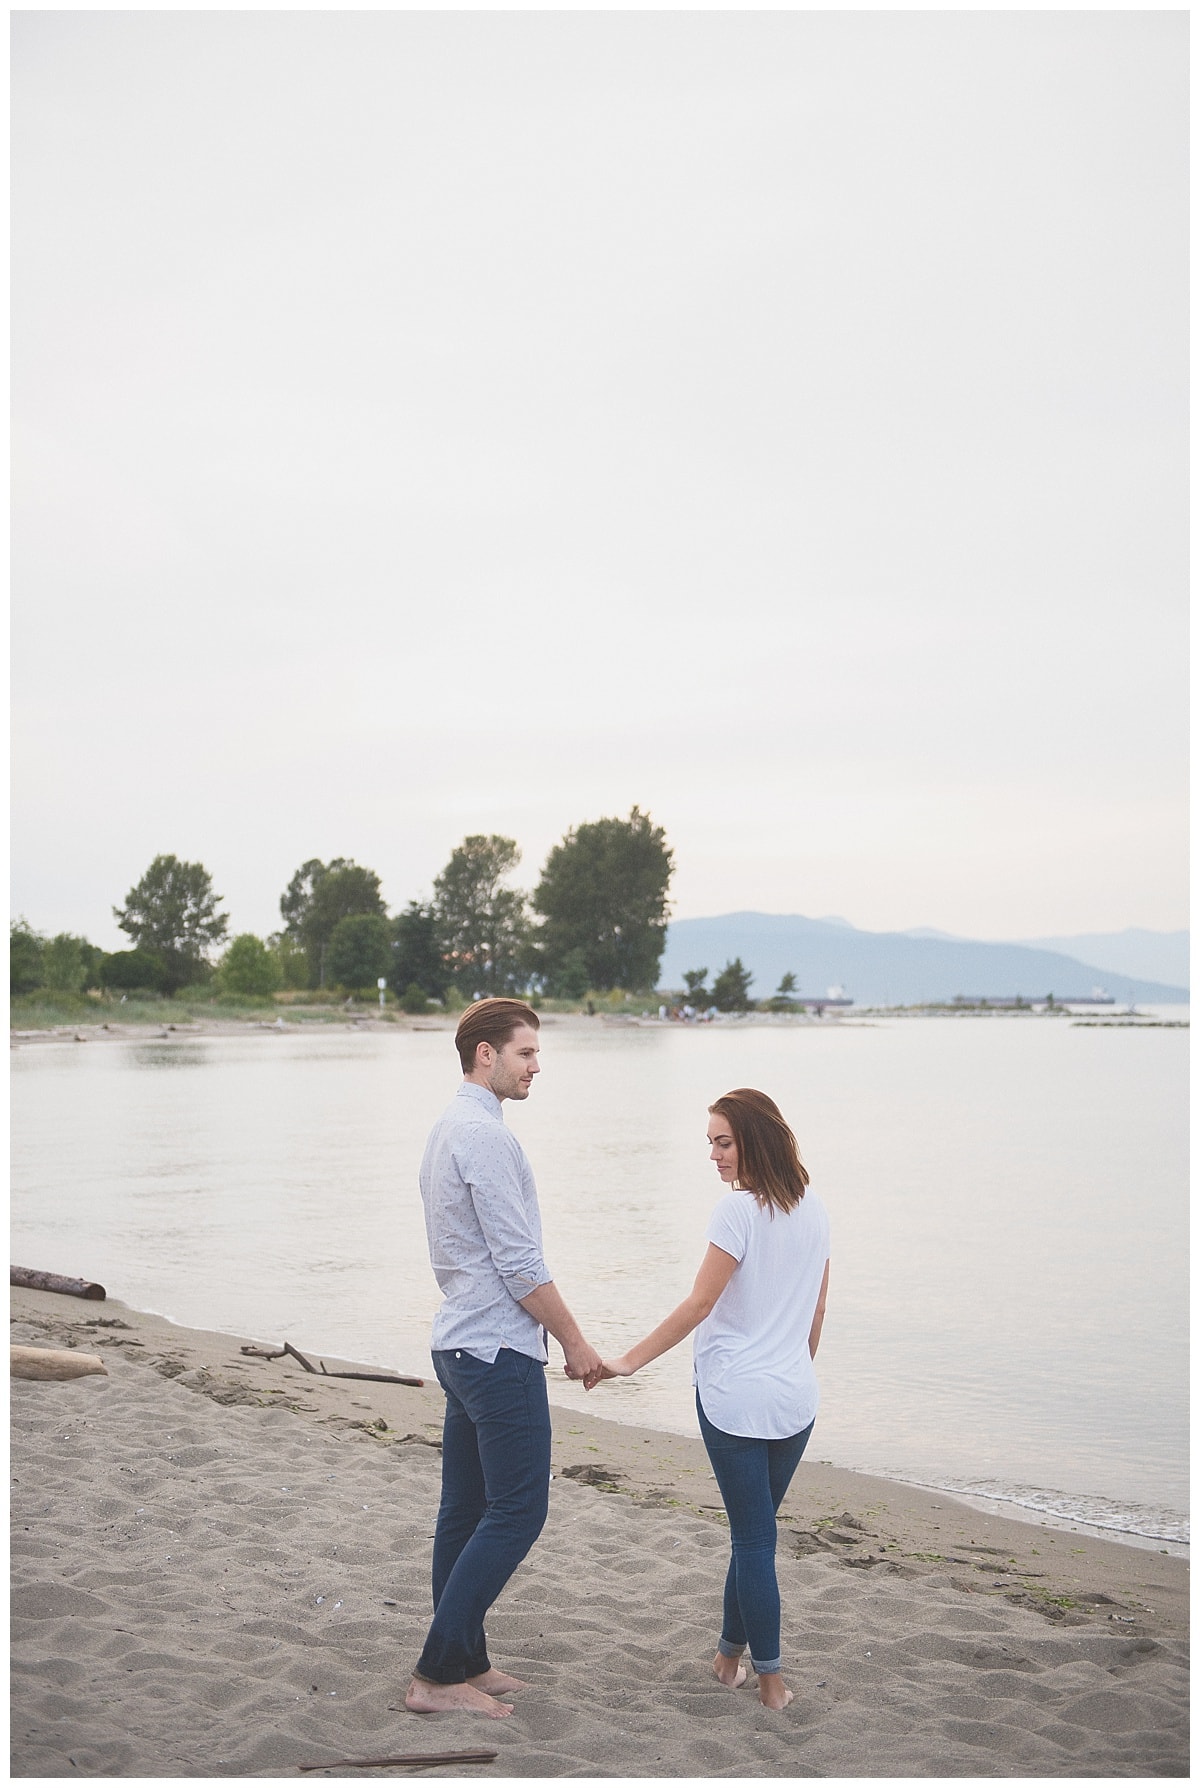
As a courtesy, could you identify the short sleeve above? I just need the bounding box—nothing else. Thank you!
[705,1193,752,1263]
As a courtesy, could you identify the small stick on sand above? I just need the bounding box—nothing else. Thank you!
[239,1341,424,1386]
[316,1363,425,1387]
[298,1749,498,1771]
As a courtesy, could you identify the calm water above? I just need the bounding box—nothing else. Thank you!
[11,1014,1188,1549]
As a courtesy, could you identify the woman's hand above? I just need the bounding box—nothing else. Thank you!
[584,1355,635,1388]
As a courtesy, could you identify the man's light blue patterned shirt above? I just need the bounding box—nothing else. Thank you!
[419,1081,551,1363]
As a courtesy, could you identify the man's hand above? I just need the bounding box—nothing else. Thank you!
[519,1282,602,1386]
[562,1338,603,1384]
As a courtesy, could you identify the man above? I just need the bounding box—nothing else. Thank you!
[406,997,603,1720]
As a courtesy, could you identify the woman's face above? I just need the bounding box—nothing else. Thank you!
[707,1111,739,1184]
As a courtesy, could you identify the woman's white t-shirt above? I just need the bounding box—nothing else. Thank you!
[692,1187,830,1440]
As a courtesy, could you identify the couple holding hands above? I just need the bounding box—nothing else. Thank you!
[406,998,830,1720]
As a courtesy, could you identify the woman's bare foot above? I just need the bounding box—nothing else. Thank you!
[467,1667,529,1696]
[712,1651,747,1688]
[757,1675,794,1711]
[405,1676,514,1718]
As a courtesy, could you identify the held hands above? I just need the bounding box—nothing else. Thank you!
[562,1338,603,1385]
[561,1340,636,1391]
[583,1355,635,1390]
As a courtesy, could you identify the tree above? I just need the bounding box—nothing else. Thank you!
[544,946,590,1001]
[389,901,451,1001]
[682,968,710,1004]
[280,858,387,988]
[711,957,754,1012]
[10,920,44,996]
[768,969,799,1013]
[280,858,328,935]
[433,835,528,996]
[531,807,674,992]
[42,933,102,994]
[218,934,283,997]
[113,854,228,995]
[326,913,392,990]
[99,948,165,992]
[266,932,309,990]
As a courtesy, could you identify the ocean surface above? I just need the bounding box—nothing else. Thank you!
[11,1011,1188,1552]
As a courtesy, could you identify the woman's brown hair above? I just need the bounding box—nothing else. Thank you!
[708,1088,809,1215]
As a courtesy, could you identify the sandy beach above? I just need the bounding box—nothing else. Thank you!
[10,1284,1188,1778]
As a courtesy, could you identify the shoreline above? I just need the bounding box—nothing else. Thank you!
[12,997,1187,1048]
[871,1475,1188,1559]
[12,1269,1186,1560]
[11,1284,1189,1776]
[13,1286,1188,1633]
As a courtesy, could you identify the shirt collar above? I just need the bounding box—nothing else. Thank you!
[457,1080,504,1120]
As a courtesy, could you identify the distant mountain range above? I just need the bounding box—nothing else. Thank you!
[1011,929,1189,990]
[658,914,1189,1007]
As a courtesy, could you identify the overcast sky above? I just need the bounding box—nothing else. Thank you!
[12,10,1188,952]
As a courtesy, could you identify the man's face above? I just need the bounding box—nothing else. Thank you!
[482,1025,541,1101]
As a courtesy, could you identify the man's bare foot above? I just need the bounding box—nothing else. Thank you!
[758,1675,794,1711]
[467,1667,529,1696]
[712,1651,747,1689]
[405,1676,514,1719]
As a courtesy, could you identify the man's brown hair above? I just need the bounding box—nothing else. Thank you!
[708,1087,810,1215]
[455,997,540,1073]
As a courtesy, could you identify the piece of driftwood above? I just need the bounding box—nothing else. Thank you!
[298,1750,497,1772]
[11,1266,106,1301]
[237,1341,321,1371]
[11,1345,108,1380]
[318,1365,426,1386]
[239,1340,423,1387]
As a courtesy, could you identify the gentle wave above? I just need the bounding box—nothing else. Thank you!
[869,1469,1189,1549]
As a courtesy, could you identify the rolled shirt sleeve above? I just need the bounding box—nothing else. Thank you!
[455,1126,551,1301]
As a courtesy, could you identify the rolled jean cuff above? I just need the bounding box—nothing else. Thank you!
[752,1658,782,1675]
[717,1640,745,1660]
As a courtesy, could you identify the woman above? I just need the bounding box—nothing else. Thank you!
[597,1088,830,1712]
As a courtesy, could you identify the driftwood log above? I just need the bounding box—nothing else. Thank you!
[11,1266,106,1301]
[299,1751,497,1772]
[240,1340,424,1387]
[11,1345,108,1380]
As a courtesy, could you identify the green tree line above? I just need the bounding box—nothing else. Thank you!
[11,808,677,1008]
[674,961,808,1013]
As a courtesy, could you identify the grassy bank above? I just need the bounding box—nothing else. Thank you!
[9,987,667,1031]
[9,991,399,1030]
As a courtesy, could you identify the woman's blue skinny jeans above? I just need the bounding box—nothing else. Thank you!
[696,1392,814,1675]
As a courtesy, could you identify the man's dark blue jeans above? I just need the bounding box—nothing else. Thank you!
[696,1392,815,1675]
[414,1346,551,1685]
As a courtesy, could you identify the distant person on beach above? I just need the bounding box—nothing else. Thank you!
[406,998,603,1721]
[593,1088,830,1712]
